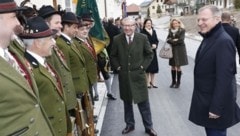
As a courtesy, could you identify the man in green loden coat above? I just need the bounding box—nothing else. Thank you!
[38,5,77,118]
[110,17,157,136]
[21,16,71,136]
[0,0,54,135]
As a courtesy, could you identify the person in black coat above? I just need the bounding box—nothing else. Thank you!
[141,18,159,88]
[105,17,121,56]
[221,11,240,64]
[189,5,240,136]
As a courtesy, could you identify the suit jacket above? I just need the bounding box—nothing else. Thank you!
[110,33,153,103]
[47,45,77,110]
[0,46,54,135]
[56,35,89,94]
[222,23,240,63]
[189,23,240,129]
[73,37,98,85]
[25,51,69,136]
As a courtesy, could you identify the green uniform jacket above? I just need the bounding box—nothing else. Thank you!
[73,37,98,85]
[47,45,77,110]
[10,38,25,56]
[25,52,69,136]
[110,33,153,103]
[56,35,89,94]
[0,47,54,136]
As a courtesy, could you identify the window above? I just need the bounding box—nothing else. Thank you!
[152,6,155,9]
[157,0,159,2]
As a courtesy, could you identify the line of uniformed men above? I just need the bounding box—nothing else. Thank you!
[0,0,98,135]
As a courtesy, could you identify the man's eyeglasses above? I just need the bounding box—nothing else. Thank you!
[122,24,135,28]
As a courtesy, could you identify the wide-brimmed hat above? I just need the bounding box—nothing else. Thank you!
[38,5,60,19]
[77,16,88,27]
[62,12,79,24]
[19,16,57,39]
[81,13,94,22]
[0,0,25,13]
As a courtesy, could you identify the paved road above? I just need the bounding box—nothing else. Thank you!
[100,27,240,136]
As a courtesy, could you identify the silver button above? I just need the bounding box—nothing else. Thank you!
[34,131,39,136]
[61,101,64,104]
[59,118,63,122]
[58,108,62,112]
[35,104,39,108]
[58,129,62,133]
[30,118,35,123]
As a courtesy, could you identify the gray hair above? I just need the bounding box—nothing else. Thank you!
[122,17,135,25]
[198,5,222,17]
[23,37,47,47]
[22,39,34,48]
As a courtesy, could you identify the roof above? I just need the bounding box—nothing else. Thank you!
[164,0,177,5]
[127,4,140,12]
[140,0,154,7]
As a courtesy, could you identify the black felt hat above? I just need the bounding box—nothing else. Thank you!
[77,16,88,27]
[19,16,57,39]
[62,12,79,24]
[0,0,26,13]
[81,12,94,22]
[38,5,60,19]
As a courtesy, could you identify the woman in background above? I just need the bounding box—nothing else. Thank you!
[167,18,188,88]
[141,18,159,88]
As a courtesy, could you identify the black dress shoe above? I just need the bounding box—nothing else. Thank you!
[93,95,99,101]
[93,115,98,123]
[122,126,134,134]
[145,128,157,136]
[94,129,99,134]
[107,93,117,100]
[150,82,158,88]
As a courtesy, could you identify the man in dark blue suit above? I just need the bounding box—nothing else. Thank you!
[189,5,240,136]
[221,11,240,64]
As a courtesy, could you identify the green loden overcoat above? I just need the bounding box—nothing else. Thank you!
[110,33,153,104]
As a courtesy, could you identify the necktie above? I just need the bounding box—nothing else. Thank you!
[45,62,63,95]
[53,45,66,64]
[45,62,56,79]
[84,40,97,60]
[128,36,132,45]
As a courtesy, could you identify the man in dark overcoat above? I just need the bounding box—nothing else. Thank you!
[221,11,240,64]
[110,17,157,136]
[189,5,240,136]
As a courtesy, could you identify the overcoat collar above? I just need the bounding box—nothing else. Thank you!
[195,23,223,64]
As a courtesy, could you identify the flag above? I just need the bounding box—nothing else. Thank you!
[76,0,109,54]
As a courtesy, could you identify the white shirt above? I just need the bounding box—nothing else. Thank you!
[61,32,72,42]
[26,50,46,67]
[125,33,134,44]
[0,47,16,62]
[0,47,5,60]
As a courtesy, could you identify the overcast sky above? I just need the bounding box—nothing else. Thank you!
[126,0,150,5]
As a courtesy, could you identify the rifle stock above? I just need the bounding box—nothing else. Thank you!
[83,93,94,136]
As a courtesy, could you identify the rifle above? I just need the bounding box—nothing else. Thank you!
[75,97,88,136]
[83,92,94,136]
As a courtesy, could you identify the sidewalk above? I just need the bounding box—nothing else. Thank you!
[93,81,107,136]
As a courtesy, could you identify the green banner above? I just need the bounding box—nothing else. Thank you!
[76,0,104,40]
